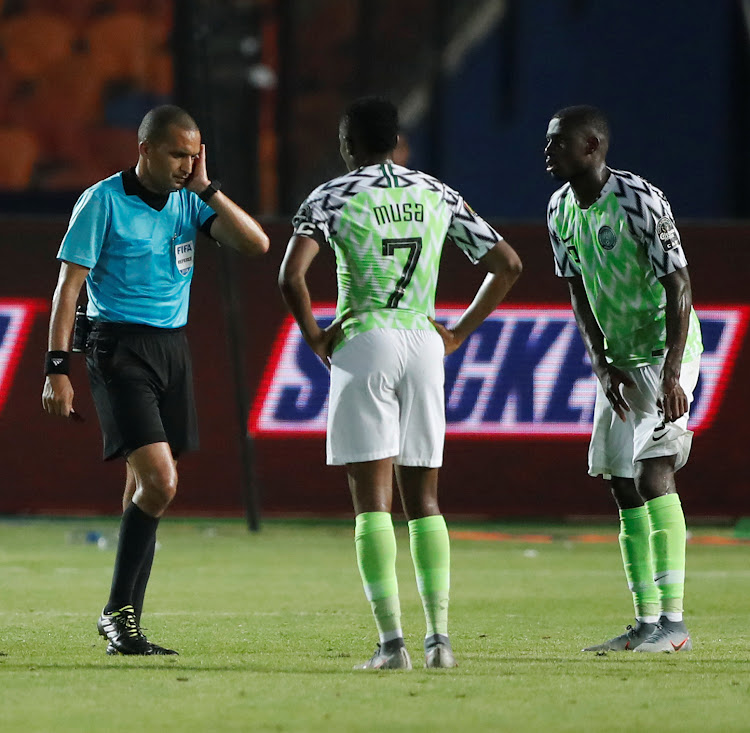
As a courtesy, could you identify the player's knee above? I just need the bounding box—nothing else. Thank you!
[609,477,641,510]
[402,495,440,521]
[140,467,178,509]
[634,457,676,500]
[420,497,440,517]
[157,471,178,507]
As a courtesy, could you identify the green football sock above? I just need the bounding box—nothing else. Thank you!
[354,512,403,643]
[408,514,450,639]
[618,506,660,622]
[646,493,687,620]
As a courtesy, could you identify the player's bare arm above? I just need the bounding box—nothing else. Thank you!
[186,144,270,256]
[42,261,89,418]
[279,233,341,368]
[567,275,634,422]
[430,239,522,356]
[659,267,692,422]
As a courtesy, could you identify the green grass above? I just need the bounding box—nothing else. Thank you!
[1,518,749,732]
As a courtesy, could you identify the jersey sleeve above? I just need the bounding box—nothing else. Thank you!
[56,187,110,268]
[628,181,688,278]
[444,184,501,264]
[547,190,581,278]
[197,199,217,235]
[183,191,217,236]
[291,193,329,246]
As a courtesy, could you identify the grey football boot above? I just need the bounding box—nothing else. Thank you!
[424,634,457,668]
[582,620,657,651]
[634,616,692,653]
[353,639,412,670]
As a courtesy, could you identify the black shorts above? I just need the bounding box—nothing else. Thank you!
[85,322,199,461]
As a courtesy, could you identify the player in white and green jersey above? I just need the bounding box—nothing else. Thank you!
[545,105,702,654]
[280,96,522,670]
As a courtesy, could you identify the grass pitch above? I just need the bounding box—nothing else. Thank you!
[1,518,749,732]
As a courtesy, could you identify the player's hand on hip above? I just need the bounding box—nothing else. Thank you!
[429,317,462,356]
[658,372,688,422]
[186,144,210,193]
[42,374,75,418]
[307,320,342,370]
[599,366,634,423]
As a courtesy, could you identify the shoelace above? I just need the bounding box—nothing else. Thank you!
[112,607,146,639]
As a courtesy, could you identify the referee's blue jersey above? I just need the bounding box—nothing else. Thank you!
[58,168,216,328]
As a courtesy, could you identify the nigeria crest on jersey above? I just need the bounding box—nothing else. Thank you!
[597,225,616,250]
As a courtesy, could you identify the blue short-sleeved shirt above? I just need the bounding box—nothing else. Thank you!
[57,168,217,328]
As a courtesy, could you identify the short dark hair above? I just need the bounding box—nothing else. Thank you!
[342,96,399,154]
[553,105,610,141]
[138,105,199,144]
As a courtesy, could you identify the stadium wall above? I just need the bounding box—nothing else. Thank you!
[1,219,748,519]
[407,1,740,218]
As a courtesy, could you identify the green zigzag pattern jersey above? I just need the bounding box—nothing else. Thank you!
[547,168,702,368]
[293,162,501,346]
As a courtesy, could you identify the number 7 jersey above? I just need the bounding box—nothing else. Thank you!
[292,162,501,344]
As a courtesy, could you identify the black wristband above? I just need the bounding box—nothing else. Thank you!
[198,180,221,202]
[45,350,70,376]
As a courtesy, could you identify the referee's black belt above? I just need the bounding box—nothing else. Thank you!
[89,320,185,337]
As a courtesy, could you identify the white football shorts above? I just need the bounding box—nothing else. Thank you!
[588,357,701,479]
[326,328,445,467]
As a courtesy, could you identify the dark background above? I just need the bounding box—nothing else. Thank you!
[1,1,749,520]
[2,219,748,519]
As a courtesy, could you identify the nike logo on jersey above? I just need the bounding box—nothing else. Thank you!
[654,572,669,583]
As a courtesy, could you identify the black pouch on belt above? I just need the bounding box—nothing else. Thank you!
[71,305,91,353]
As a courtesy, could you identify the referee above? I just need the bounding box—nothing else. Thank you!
[41,105,269,655]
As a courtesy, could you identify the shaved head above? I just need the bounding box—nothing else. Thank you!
[138,105,199,145]
[552,105,610,151]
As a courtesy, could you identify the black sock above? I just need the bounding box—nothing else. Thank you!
[105,502,159,613]
[382,637,405,653]
[132,534,156,624]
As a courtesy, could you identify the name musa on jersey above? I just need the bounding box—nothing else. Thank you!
[291,163,502,343]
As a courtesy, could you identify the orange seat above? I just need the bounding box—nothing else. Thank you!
[39,126,136,190]
[24,0,100,29]
[85,11,153,83]
[0,127,39,189]
[6,53,105,165]
[0,58,15,125]
[37,53,106,123]
[0,11,76,79]
[147,51,174,97]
